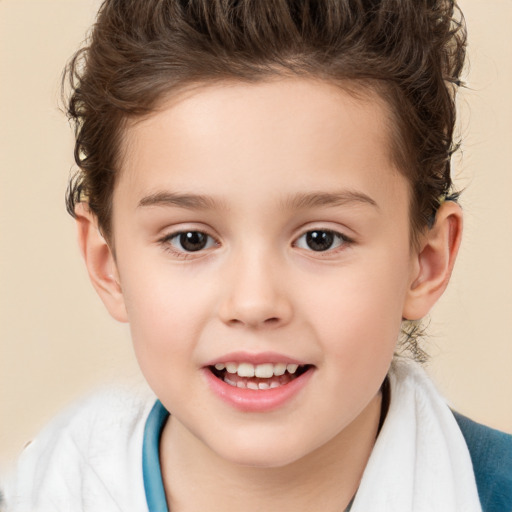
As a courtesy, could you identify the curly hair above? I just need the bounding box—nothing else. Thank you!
[65,0,466,246]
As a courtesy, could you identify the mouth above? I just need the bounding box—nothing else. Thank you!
[208,362,312,390]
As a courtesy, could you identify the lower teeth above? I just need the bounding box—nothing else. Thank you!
[223,374,292,390]
[212,365,309,390]
[225,378,282,390]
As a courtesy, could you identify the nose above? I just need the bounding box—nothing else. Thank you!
[217,250,293,329]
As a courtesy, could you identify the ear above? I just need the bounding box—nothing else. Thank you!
[75,203,128,323]
[402,201,463,320]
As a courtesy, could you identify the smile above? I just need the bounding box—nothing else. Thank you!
[210,362,311,390]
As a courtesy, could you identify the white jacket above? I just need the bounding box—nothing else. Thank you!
[4,386,155,512]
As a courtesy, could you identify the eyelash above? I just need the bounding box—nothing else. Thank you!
[158,228,353,259]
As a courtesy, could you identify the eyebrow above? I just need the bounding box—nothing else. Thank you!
[138,192,222,210]
[137,190,378,212]
[283,190,379,210]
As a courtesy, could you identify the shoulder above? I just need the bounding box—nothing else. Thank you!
[4,385,156,512]
[453,411,512,512]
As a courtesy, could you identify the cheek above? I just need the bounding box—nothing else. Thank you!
[117,260,213,380]
[120,254,211,329]
[303,252,411,363]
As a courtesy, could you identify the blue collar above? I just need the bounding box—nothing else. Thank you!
[143,400,170,512]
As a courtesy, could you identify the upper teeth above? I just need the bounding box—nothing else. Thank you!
[214,362,300,378]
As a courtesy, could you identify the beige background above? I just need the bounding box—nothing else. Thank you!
[1,0,511,469]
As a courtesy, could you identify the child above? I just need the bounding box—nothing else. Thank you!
[4,0,512,511]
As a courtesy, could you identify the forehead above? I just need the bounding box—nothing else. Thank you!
[115,78,407,218]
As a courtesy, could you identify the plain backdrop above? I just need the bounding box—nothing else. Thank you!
[1,0,511,468]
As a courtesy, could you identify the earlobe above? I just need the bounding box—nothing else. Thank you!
[402,201,463,320]
[75,203,128,323]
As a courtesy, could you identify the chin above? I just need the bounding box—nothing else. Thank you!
[207,430,321,469]
[222,449,302,469]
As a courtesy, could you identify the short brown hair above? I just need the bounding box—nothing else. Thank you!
[65,0,466,245]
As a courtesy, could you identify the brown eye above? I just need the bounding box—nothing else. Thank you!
[169,231,215,252]
[295,230,348,252]
[306,231,334,251]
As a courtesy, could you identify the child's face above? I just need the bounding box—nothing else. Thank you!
[110,79,419,467]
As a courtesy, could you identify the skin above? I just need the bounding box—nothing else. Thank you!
[76,78,462,512]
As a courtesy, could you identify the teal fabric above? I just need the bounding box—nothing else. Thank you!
[454,412,512,512]
[142,400,170,512]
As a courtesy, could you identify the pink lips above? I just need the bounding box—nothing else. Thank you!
[202,351,314,413]
[204,351,305,367]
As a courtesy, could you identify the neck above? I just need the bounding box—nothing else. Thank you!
[160,392,382,512]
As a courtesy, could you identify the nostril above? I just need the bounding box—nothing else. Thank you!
[226,316,281,327]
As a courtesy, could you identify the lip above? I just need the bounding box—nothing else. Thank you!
[204,351,306,366]
[202,357,314,413]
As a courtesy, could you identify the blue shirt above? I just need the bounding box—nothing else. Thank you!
[453,412,512,512]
